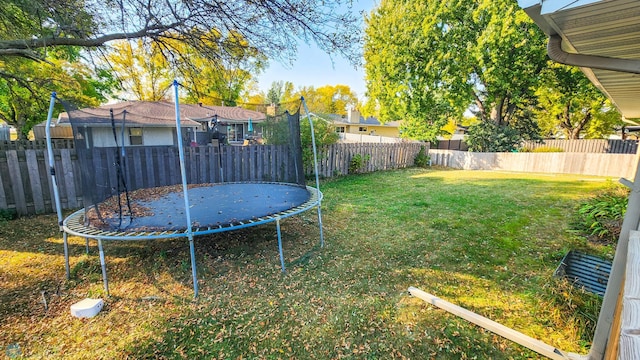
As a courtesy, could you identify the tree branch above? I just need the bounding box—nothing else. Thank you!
[0,22,182,56]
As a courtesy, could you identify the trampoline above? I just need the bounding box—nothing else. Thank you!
[46,81,325,297]
[64,182,320,237]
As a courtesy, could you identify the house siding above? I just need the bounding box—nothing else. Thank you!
[144,128,175,146]
[91,127,176,147]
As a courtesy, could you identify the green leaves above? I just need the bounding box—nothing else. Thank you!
[574,185,629,243]
[364,0,547,142]
[535,62,622,139]
[0,56,113,137]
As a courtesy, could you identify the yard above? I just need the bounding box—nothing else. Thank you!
[0,168,615,359]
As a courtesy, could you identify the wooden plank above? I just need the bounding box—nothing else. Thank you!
[167,147,178,185]
[324,144,340,177]
[270,145,277,182]
[131,148,144,190]
[242,146,249,181]
[156,147,167,186]
[68,149,83,208]
[212,146,221,183]
[26,150,45,213]
[619,231,640,359]
[144,147,155,188]
[189,147,198,183]
[408,287,575,360]
[256,146,263,181]
[225,146,234,182]
[61,149,78,208]
[7,151,27,215]
[604,279,625,360]
[0,160,7,210]
[234,146,241,182]
[198,146,207,183]
[105,148,119,195]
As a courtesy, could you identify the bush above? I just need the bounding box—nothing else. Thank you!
[531,146,564,153]
[414,145,430,168]
[466,121,522,152]
[572,183,629,244]
[0,209,16,222]
[348,154,370,174]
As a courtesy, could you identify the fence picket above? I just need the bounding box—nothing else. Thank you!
[61,150,78,209]
[26,150,45,213]
[7,151,27,214]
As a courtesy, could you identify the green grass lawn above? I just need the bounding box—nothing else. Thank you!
[0,168,616,359]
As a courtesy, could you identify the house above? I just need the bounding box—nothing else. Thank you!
[35,101,266,147]
[332,107,402,138]
[192,103,267,145]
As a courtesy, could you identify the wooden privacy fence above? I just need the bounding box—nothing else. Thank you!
[435,140,469,151]
[522,139,638,153]
[0,139,75,150]
[429,149,637,179]
[0,142,424,215]
[437,139,638,154]
[313,142,424,177]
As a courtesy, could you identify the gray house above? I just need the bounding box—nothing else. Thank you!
[36,101,266,147]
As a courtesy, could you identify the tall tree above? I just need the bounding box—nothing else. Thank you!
[0,0,361,80]
[0,51,115,138]
[535,62,622,139]
[267,81,295,105]
[104,30,266,104]
[178,31,267,106]
[104,40,173,101]
[296,85,358,115]
[364,0,548,142]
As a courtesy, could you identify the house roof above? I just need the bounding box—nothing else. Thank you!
[57,101,266,127]
[519,0,640,120]
[333,116,401,128]
[195,104,266,123]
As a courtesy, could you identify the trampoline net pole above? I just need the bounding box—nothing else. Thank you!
[173,80,198,297]
[97,239,109,295]
[45,92,64,229]
[45,92,71,278]
[301,97,325,247]
[277,218,286,272]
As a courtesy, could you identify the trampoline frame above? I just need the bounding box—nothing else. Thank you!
[46,82,326,297]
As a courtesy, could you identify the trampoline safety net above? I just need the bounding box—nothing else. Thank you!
[60,98,308,232]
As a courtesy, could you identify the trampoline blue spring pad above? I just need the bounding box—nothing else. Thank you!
[64,182,320,238]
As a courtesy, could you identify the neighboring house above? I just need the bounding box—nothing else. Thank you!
[193,104,266,145]
[34,101,266,147]
[332,107,402,138]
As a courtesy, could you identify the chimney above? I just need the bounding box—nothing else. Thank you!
[347,106,361,124]
[267,104,277,116]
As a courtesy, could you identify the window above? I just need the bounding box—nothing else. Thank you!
[129,127,143,145]
[358,126,367,132]
[227,123,244,142]
[335,126,345,133]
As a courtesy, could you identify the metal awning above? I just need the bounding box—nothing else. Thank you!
[519,0,640,121]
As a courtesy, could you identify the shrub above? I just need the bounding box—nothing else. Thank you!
[0,209,16,222]
[466,121,522,152]
[572,183,629,244]
[414,145,431,168]
[348,154,370,174]
[532,146,564,153]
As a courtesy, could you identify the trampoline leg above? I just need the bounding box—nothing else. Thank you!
[85,237,90,254]
[63,232,70,280]
[97,239,109,295]
[316,204,325,248]
[188,235,199,298]
[277,218,286,272]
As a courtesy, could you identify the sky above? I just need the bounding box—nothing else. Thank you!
[256,0,376,101]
